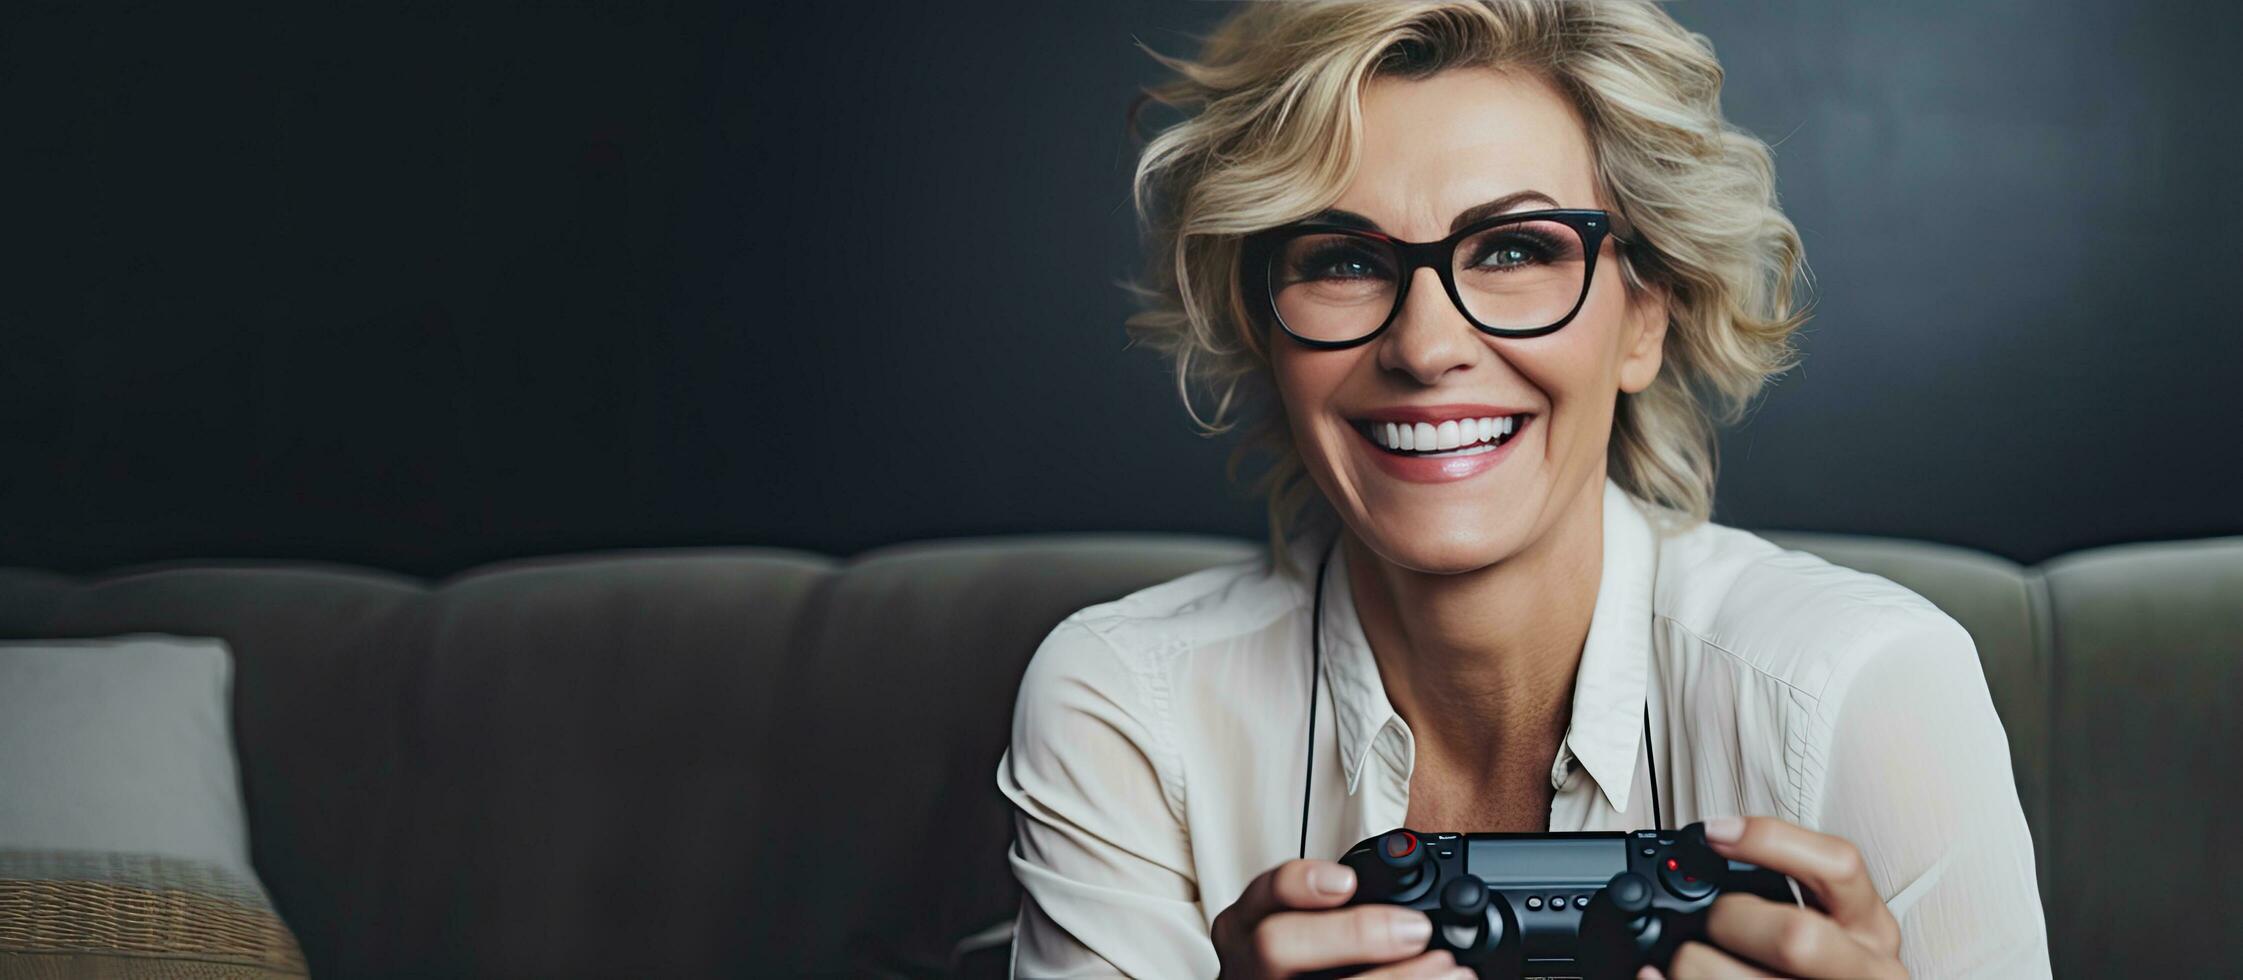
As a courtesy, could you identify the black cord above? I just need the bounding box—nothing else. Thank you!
[1299,533,1668,858]
[1644,707,1663,831]
[1300,537,1331,861]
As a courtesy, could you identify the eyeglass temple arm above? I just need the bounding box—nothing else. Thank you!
[1607,213,1643,249]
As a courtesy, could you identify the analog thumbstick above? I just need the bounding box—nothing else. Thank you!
[1437,876,1493,955]
[1377,830,1427,886]
[1582,871,1663,978]
[1657,832,1719,902]
[1607,872,1653,914]
[1440,875,1488,916]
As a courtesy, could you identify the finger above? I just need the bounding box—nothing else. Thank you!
[1706,892,1899,979]
[1347,948,1468,979]
[1268,858,1362,910]
[1250,904,1432,973]
[1665,938,1765,979]
[1215,860,1359,947]
[1701,815,1892,942]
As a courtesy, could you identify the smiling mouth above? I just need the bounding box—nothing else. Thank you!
[1353,414,1533,458]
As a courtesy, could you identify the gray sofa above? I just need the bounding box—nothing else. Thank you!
[1,529,2238,977]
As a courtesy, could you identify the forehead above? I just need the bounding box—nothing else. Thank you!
[1340,66,1599,238]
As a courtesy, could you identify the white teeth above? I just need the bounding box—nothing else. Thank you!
[1434,420,1460,450]
[1366,414,1527,451]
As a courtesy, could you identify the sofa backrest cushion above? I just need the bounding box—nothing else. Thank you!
[2035,538,2243,976]
[372,550,834,977]
[752,535,1258,975]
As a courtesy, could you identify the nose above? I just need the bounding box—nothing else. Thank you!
[1376,265,1481,385]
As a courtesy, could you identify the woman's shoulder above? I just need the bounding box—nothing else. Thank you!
[1026,539,1311,682]
[1008,541,1311,777]
[1649,512,1979,705]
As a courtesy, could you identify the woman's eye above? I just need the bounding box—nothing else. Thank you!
[1299,249,1386,281]
[1473,238,1547,270]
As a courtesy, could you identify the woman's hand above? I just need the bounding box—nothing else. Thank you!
[1212,858,1470,979]
[1657,815,1906,979]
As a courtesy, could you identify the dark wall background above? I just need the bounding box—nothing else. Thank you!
[3,0,2237,579]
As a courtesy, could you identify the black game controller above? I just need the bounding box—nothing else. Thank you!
[1329,822,1797,979]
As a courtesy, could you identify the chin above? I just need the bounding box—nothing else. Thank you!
[1352,513,1537,576]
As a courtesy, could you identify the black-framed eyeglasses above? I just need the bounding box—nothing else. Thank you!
[1241,208,1629,349]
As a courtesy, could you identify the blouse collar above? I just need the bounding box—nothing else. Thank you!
[1307,476,1660,814]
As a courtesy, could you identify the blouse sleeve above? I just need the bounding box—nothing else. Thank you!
[1810,608,2054,979]
[995,616,1218,978]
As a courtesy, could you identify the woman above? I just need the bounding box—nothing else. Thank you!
[997,2,2049,977]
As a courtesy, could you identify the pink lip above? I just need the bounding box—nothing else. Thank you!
[1352,414,1533,484]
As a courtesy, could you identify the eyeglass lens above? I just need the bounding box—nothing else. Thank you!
[1269,217,1590,343]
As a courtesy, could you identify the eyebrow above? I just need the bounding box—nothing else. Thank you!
[1308,189,1562,237]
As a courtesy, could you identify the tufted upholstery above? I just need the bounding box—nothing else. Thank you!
[1,530,2237,977]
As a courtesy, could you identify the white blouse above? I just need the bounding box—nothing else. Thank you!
[995,477,2051,978]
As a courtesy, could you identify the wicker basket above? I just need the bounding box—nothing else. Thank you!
[0,850,307,979]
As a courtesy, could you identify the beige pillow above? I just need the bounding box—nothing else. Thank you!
[0,849,307,978]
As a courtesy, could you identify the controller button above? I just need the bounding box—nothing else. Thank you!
[1659,855,1716,900]
[1526,896,1543,910]
[1384,831,1419,859]
[1549,895,1569,910]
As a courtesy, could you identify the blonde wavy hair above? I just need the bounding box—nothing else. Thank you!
[1122,0,1811,581]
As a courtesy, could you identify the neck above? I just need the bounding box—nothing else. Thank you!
[1343,474,1606,774]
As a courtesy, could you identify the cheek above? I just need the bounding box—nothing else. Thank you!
[1506,330,1617,406]
[1269,349,1370,489]
[1269,347,1350,428]
[1509,287,1634,402]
